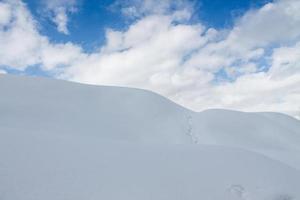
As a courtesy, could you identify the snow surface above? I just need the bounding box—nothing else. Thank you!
[0,74,300,200]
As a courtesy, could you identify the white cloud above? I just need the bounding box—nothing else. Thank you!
[0,0,44,69]
[40,42,83,70]
[0,69,7,74]
[63,14,210,93]
[52,7,69,34]
[43,0,77,34]
[270,42,300,78]
[0,0,82,70]
[0,2,11,25]
[113,0,193,20]
[0,0,300,119]
[232,0,300,46]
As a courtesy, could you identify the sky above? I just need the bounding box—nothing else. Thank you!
[0,0,300,119]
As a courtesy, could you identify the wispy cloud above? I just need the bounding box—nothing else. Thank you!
[42,0,78,34]
[112,0,193,20]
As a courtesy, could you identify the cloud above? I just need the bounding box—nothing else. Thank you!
[42,0,77,34]
[0,0,300,119]
[0,2,11,25]
[0,0,82,70]
[0,0,44,69]
[0,69,7,74]
[232,0,300,46]
[112,0,193,20]
[63,14,211,93]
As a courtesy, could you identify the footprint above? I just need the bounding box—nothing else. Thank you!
[272,194,293,200]
[228,184,248,199]
[186,115,199,144]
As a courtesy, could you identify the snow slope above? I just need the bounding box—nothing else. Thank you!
[1,74,300,200]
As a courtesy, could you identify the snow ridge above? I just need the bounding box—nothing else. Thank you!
[1,74,300,200]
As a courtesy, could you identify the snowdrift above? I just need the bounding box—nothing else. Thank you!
[1,74,300,200]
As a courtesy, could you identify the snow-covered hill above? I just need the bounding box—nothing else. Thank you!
[1,74,300,200]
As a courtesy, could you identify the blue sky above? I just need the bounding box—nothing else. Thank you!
[22,0,272,51]
[25,0,125,51]
[0,0,299,118]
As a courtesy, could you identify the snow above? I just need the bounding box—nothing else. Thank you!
[0,74,300,200]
